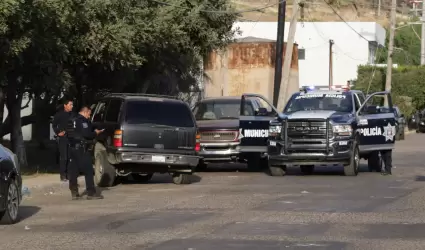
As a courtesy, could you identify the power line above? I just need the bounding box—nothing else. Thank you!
[244,0,272,37]
[322,0,371,42]
[149,0,285,14]
[305,9,366,61]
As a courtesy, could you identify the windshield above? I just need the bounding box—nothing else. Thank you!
[284,93,353,113]
[125,100,195,127]
[194,99,254,120]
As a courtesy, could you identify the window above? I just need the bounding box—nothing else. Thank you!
[256,97,275,114]
[284,93,353,113]
[354,93,365,111]
[368,42,377,64]
[360,94,393,115]
[194,99,253,120]
[105,99,122,122]
[356,93,365,105]
[298,49,305,60]
[92,101,108,122]
[125,100,195,127]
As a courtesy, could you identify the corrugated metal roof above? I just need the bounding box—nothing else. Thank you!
[235,36,276,43]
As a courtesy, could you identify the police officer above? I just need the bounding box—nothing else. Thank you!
[66,106,104,200]
[381,150,392,175]
[52,98,74,181]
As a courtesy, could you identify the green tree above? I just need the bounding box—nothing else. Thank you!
[0,0,239,167]
[376,25,421,66]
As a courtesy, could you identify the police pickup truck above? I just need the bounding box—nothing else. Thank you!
[265,87,396,176]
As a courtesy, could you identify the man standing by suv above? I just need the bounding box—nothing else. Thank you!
[52,98,74,181]
[67,106,104,200]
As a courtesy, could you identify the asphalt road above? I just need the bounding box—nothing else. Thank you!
[2,134,425,250]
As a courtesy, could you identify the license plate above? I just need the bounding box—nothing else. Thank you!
[152,155,166,162]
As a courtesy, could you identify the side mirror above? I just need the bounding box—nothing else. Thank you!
[255,107,268,116]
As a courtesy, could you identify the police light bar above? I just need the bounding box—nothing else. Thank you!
[299,86,317,93]
[331,85,350,91]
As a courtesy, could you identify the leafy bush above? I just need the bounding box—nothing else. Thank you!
[354,65,425,117]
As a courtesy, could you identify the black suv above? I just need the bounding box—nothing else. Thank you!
[90,93,200,186]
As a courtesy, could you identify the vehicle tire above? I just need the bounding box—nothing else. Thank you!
[300,165,315,175]
[367,151,382,172]
[268,161,286,176]
[172,173,191,185]
[0,179,20,224]
[131,173,153,183]
[343,139,360,176]
[94,151,117,187]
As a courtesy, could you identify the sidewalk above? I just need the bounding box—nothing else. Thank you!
[22,174,85,195]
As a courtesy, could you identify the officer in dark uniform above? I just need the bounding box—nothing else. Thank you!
[66,106,104,200]
[380,150,392,175]
[52,98,74,181]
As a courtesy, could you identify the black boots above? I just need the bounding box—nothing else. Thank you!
[71,190,82,200]
[86,192,104,200]
[71,188,104,200]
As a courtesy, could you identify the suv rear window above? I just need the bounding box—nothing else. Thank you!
[125,100,194,127]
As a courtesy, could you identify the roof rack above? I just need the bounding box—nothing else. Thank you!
[104,93,179,100]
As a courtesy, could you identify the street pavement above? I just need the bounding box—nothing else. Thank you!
[2,134,425,250]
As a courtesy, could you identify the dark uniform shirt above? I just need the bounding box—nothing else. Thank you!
[52,110,72,135]
[70,114,97,143]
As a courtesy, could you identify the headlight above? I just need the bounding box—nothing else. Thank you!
[421,121,424,125]
[332,125,352,136]
[269,125,282,136]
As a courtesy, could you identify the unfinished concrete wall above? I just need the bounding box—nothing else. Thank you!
[204,37,299,103]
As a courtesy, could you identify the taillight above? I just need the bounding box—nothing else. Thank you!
[113,130,123,147]
[195,133,201,152]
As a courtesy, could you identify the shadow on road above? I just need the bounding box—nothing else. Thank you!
[196,162,375,176]
[118,174,202,185]
[14,206,41,224]
[415,176,425,182]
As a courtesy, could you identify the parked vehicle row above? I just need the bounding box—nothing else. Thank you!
[193,87,397,176]
[86,88,398,185]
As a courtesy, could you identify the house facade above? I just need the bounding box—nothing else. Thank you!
[233,22,386,87]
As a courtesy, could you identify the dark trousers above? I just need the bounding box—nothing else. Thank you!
[58,137,69,177]
[68,146,96,194]
[381,150,392,173]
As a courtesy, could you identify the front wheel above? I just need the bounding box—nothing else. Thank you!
[268,161,286,176]
[172,173,191,185]
[343,140,359,176]
[0,180,20,224]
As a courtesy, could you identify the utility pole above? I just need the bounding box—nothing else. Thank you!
[385,0,396,106]
[329,39,334,88]
[421,0,425,65]
[277,0,300,112]
[378,0,381,17]
[272,0,287,107]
